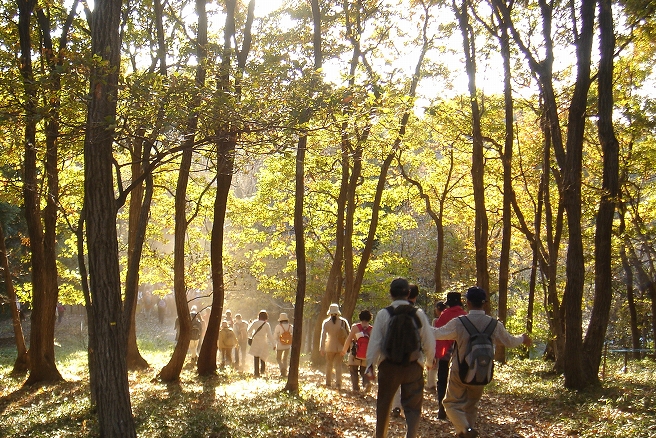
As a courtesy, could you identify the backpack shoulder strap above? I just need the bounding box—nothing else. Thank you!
[410,307,422,328]
[385,305,394,316]
[482,318,498,336]
[458,315,479,334]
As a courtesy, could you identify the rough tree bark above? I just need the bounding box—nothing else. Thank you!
[285,0,322,393]
[18,0,62,385]
[197,0,254,376]
[83,0,137,434]
[158,0,207,382]
[582,0,620,384]
[455,0,490,296]
[0,222,29,373]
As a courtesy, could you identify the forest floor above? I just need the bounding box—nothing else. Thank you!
[1,310,655,437]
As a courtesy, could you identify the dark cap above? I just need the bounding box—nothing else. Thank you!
[445,292,463,307]
[465,287,487,305]
[390,278,410,299]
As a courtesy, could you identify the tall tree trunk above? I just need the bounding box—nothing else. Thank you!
[627,242,656,359]
[197,0,254,375]
[561,0,595,390]
[84,0,136,434]
[1,223,29,373]
[288,127,308,392]
[345,2,433,320]
[125,129,149,370]
[286,0,321,392]
[582,0,619,384]
[18,0,63,385]
[312,0,365,362]
[158,0,207,382]
[456,0,489,296]
[620,244,641,357]
[495,16,514,363]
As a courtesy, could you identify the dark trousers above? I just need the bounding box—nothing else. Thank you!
[350,364,366,391]
[375,360,424,438]
[437,359,450,404]
[254,356,265,376]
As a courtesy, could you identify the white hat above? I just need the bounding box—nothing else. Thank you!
[278,312,289,322]
[327,303,341,315]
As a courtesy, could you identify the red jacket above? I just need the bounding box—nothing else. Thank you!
[433,305,467,359]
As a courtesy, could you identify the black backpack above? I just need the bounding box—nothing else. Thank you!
[383,304,422,365]
[456,315,497,385]
[190,313,202,341]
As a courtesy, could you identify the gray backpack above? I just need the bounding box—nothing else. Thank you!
[457,316,497,385]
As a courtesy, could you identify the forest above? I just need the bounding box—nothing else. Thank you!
[1,0,656,436]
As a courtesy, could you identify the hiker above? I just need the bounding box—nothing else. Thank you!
[340,309,373,392]
[248,310,274,377]
[433,293,467,419]
[157,297,167,324]
[366,278,435,438]
[233,313,249,369]
[390,283,421,417]
[426,300,447,391]
[189,306,203,363]
[433,286,532,438]
[224,309,234,327]
[320,303,350,389]
[272,312,293,377]
[218,320,238,367]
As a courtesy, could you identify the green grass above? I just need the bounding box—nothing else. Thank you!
[491,359,656,438]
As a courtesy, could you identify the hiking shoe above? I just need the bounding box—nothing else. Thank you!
[391,407,401,418]
[457,428,478,438]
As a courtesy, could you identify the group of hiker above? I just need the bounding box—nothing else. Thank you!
[320,278,531,438]
[177,307,293,377]
[176,278,531,438]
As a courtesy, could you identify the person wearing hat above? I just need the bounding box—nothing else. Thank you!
[188,305,204,363]
[432,292,468,419]
[272,312,293,377]
[320,303,351,389]
[433,287,532,438]
[218,319,238,367]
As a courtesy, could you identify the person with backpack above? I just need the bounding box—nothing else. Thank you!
[340,309,373,392]
[320,303,351,389]
[272,312,293,377]
[218,320,238,367]
[433,286,531,438]
[390,283,421,417]
[433,292,467,419]
[233,313,249,370]
[365,278,435,438]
